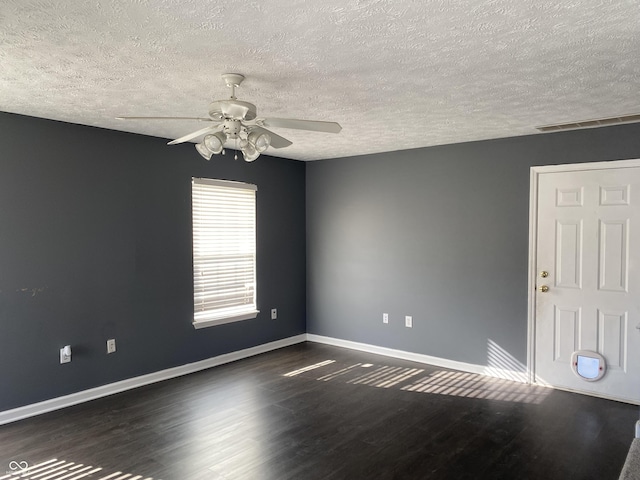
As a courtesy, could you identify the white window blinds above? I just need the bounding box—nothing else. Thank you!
[192,178,258,328]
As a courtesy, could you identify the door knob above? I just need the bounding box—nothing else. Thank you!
[539,285,549,293]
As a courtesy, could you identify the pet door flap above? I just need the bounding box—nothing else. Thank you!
[570,350,606,382]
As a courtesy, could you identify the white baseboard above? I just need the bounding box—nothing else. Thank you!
[306,334,529,383]
[0,334,306,426]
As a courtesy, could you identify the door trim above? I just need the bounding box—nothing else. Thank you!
[527,158,640,391]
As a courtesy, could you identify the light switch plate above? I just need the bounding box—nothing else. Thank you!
[60,346,71,364]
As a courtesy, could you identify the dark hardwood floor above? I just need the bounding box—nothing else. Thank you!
[0,342,637,479]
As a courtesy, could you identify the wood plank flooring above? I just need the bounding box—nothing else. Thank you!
[0,342,637,479]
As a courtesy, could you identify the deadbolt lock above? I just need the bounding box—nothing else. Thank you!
[540,271,549,278]
[539,285,549,293]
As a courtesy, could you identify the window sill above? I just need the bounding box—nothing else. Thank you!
[192,310,260,329]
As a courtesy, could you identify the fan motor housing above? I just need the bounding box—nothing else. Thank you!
[209,100,257,121]
[222,119,243,138]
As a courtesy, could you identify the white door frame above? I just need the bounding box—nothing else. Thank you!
[527,157,640,390]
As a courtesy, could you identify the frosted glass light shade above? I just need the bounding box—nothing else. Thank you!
[242,143,260,162]
[195,143,212,160]
[248,131,271,153]
[203,132,226,154]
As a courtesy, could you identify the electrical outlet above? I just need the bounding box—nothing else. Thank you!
[271,308,277,320]
[405,316,413,328]
[383,313,389,324]
[107,338,116,354]
[60,345,71,364]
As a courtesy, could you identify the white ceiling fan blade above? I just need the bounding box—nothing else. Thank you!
[252,126,293,149]
[167,125,219,145]
[116,116,213,121]
[261,118,342,134]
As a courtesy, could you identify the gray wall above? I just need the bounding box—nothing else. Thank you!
[3,109,640,413]
[306,124,640,368]
[0,112,306,411]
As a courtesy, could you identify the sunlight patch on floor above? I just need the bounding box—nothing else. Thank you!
[346,365,424,389]
[0,458,157,480]
[283,358,550,404]
[401,370,550,404]
[283,359,336,377]
[317,362,365,381]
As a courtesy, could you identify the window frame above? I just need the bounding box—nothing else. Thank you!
[191,177,259,329]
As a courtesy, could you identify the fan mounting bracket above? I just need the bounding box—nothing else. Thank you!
[222,73,245,88]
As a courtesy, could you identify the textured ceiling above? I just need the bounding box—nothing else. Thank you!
[1,0,639,161]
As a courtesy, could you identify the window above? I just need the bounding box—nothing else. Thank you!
[191,178,258,328]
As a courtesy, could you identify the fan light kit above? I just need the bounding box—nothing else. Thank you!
[117,73,342,162]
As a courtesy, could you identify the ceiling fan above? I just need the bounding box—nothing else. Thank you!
[117,73,342,162]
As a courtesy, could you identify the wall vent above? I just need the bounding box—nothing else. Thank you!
[536,113,640,132]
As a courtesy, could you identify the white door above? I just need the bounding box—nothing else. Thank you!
[533,163,640,404]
